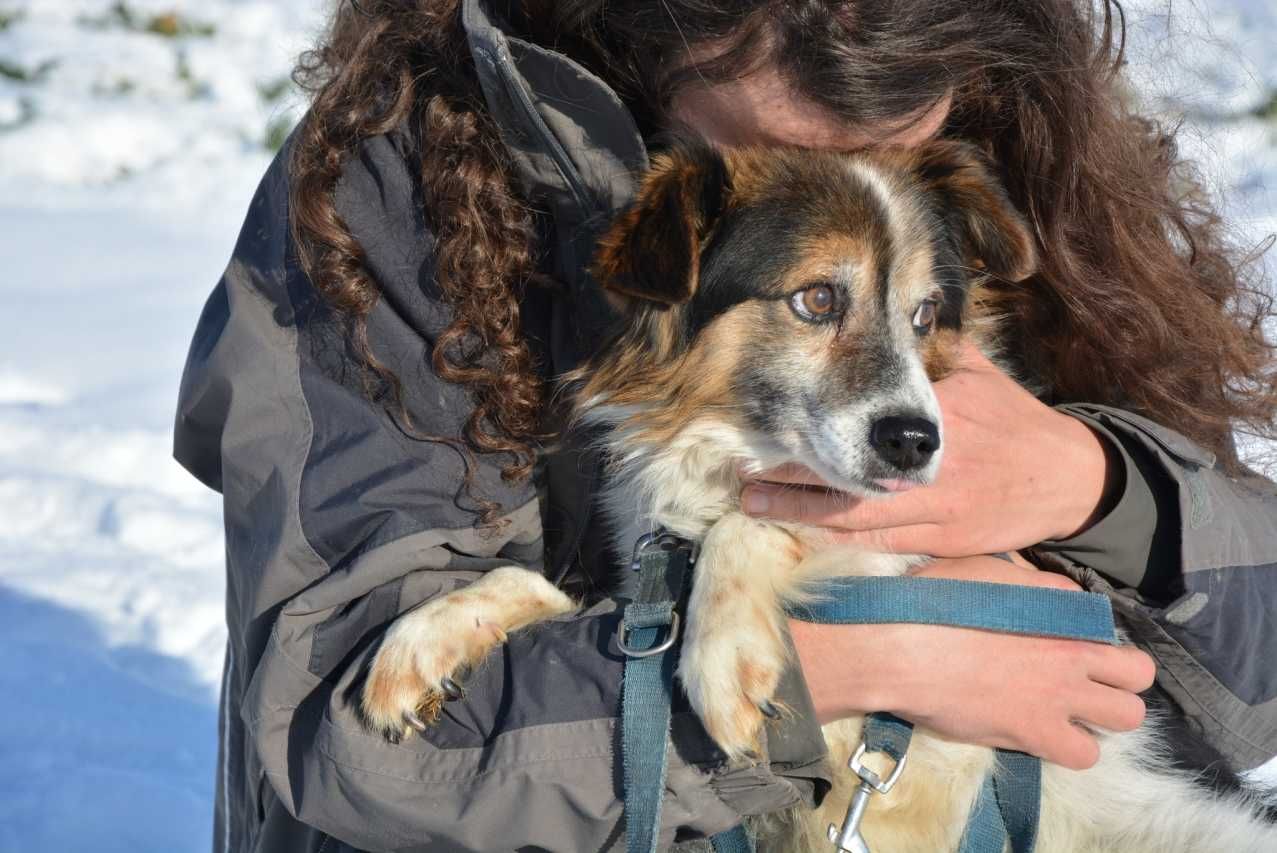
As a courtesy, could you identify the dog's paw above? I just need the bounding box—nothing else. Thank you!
[678,609,788,762]
[361,608,509,738]
[361,566,575,739]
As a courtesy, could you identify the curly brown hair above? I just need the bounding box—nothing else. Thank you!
[290,0,542,514]
[290,0,1275,510]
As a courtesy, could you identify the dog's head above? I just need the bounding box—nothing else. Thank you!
[581,140,1035,497]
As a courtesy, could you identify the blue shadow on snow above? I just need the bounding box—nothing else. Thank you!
[0,584,217,853]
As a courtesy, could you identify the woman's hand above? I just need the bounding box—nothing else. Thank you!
[741,342,1122,557]
[789,555,1156,770]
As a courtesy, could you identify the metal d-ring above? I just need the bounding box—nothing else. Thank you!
[617,612,681,658]
[629,528,686,572]
[848,740,908,794]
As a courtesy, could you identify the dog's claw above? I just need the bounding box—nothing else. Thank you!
[402,709,430,734]
[440,677,465,701]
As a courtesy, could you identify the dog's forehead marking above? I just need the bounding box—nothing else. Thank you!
[847,157,942,311]
[844,159,900,233]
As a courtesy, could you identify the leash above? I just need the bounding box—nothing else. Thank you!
[618,535,1119,853]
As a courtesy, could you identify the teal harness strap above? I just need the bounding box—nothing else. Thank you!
[789,575,1119,853]
[620,538,691,853]
[954,754,1040,853]
[709,826,755,852]
[622,560,1117,853]
[988,750,1042,853]
[958,774,1008,853]
[862,712,913,762]
[620,533,755,853]
[786,576,1118,644]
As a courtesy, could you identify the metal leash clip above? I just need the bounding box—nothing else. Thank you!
[828,739,908,853]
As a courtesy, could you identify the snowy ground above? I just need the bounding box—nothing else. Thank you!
[0,1,1275,849]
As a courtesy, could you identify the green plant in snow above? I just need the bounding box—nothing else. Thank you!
[78,1,138,31]
[264,114,295,152]
[0,57,56,84]
[257,77,293,104]
[92,76,138,97]
[175,50,211,100]
[79,2,215,39]
[0,8,24,32]
[1252,92,1277,125]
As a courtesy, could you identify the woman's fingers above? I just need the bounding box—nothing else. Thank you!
[828,525,946,555]
[1035,723,1102,771]
[747,462,830,488]
[911,555,1081,591]
[1075,682,1149,734]
[741,482,938,530]
[1083,643,1158,693]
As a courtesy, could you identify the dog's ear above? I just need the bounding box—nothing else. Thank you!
[591,144,731,305]
[913,140,1037,282]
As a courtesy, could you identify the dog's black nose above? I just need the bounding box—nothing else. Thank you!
[870,416,940,471]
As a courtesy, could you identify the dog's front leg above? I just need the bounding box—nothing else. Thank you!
[679,512,804,762]
[361,566,575,738]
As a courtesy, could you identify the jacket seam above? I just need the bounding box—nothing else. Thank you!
[279,223,335,582]
[309,742,615,786]
[277,500,540,618]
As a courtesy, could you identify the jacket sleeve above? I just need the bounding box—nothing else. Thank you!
[1039,404,1277,771]
[174,138,828,853]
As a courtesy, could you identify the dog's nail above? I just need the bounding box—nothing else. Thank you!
[440,677,465,701]
[402,710,429,734]
[742,488,770,515]
[758,700,781,720]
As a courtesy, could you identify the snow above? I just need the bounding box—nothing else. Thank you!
[0,1,326,847]
[0,0,1274,848]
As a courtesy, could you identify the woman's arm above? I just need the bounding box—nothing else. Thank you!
[175,140,829,852]
[790,555,1155,770]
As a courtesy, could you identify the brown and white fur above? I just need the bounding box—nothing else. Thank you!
[362,140,1276,852]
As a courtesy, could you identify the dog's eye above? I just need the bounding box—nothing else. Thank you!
[912,299,939,335]
[791,284,837,322]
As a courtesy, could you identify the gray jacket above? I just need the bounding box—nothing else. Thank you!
[173,0,1277,850]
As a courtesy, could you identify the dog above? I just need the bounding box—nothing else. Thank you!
[361,139,1277,852]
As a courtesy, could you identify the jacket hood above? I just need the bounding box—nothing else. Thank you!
[461,0,650,227]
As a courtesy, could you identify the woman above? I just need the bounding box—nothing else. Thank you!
[174,0,1277,850]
